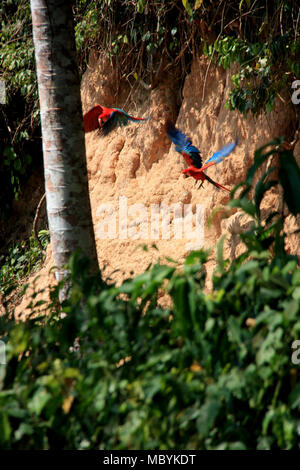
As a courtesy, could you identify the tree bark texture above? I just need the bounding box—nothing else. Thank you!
[30,0,99,280]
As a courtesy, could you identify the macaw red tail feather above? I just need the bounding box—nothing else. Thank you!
[204,174,230,192]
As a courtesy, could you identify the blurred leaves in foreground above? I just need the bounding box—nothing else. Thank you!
[0,140,300,449]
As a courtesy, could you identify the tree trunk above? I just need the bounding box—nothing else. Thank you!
[30,0,99,281]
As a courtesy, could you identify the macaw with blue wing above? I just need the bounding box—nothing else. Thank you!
[166,122,238,192]
[83,105,149,135]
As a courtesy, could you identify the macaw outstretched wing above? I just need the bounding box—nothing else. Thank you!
[166,122,202,168]
[83,105,104,133]
[200,139,238,172]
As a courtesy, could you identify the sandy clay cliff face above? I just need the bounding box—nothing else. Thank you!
[16,53,300,316]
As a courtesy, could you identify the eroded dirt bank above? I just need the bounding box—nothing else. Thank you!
[16,53,300,317]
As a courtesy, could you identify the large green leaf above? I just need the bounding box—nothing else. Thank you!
[196,399,220,437]
[182,0,193,16]
[279,150,300,216]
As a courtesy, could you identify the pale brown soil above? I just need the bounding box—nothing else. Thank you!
[15,53,300,318]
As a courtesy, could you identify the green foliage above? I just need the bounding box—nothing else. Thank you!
[204,34,299,115]
[182,0,203,17]
[2,146,32,200]
[0,1,36,101]
[182,0,193,17]
[0,230,49,298]
[0,0,40,207]
[1,141,300,449]
[73,0,195,76]
[202,1,300,115]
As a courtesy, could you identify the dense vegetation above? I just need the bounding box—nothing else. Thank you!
[0,229,49,299]
[0,140,300,449]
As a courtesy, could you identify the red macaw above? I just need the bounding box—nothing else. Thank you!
[83,105,149,135]
[166,122,238,191]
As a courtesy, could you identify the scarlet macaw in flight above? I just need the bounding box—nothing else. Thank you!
[166,122,238,191]
[83,105,149,135]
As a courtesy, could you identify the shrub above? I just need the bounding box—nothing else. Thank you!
[0,140,300,449]
[0,230,49,299]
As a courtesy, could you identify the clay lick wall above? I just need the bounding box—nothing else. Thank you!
[16,52,300,317]
[81,52,299,284]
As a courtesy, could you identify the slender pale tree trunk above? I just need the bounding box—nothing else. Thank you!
[30,0,99,281]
